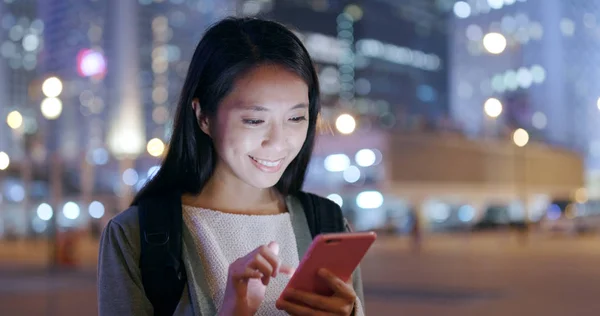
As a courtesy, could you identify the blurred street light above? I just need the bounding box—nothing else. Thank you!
[0,151,9,170]
[6,110,23,129]
[42,76,63,98]
[513,128,530,147]
[37,203,53,221]
[453,1,471,19]
[484,98,503,118]
[575,188,588,204]
[344,4,363,21]
[40,97,63,120]
[146,138,165,157]
[335,113,356,134]
[483,32,507,54]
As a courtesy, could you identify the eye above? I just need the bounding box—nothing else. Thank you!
[242,119,264,125]
[289,116,307,122]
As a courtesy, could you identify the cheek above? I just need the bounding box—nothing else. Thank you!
[218,127,263,157]
[288,126,308,153]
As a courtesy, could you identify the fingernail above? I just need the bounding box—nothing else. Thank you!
[268,241,280,255]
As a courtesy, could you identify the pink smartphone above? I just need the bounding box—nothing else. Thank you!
[281,231,377,297]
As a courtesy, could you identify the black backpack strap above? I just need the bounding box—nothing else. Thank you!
[138,191,187,316]
[296,191,345,237]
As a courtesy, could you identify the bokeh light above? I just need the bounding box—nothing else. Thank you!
[41,76,63,98]
[62,202,80,220]
[146,138,165,157]
[6,110,23,129]
[0,152,9,170]
[335,114,356,134]
[484,98,503,118]
[41,97,63,119]
[37,203,53,221]
[483,32,507,54]
[327,193,344,207]
[513,128,530,147]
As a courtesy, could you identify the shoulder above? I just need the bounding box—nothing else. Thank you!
[100,206,141,255]
[109,205,141,236]
[295,191,342,212]
[294,191,345,233]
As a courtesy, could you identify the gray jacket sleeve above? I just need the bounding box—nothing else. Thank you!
[97,207,154,316]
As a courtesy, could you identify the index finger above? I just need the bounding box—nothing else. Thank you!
[317,268,356,300]
[257,245,281,277]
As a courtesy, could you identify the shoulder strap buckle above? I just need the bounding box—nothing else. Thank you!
[144,231,170,246]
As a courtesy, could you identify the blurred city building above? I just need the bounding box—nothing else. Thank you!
[448,0,600,198]
[0,0,237,238]
[258,0,450,132]
[0,0,592,239]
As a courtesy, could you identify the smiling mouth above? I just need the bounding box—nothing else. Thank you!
[249,156,284,167]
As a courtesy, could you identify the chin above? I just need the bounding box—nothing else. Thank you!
[246,175,283,189]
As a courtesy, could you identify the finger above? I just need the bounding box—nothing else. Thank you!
[276,298,331,316]
[318,269,356,301]
[268,241,280,255]
[279,264,296,276]
[282,288,349,314]
[258,244,281,277]
[232,266,263,281]
[249,253,274,285]
[267,241,281,277]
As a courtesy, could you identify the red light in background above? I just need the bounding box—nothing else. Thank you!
[77,49,107,78]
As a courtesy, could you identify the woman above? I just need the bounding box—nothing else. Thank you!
[98,17,365,316]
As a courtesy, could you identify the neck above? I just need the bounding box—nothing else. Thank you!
[183,165,285,215]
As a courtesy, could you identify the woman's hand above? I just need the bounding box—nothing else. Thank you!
[275,268,357,316]
[219,241,295,316]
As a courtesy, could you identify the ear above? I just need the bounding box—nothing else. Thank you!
[192,98,211,136]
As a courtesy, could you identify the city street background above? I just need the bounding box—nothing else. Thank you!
[3,0,600,315]
[2,231,600,316]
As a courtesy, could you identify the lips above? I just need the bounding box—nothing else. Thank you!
[248,155,286,174]
[249,156,283,167]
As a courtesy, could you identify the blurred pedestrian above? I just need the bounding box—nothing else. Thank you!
[409,209,422,253]
[97,17,366,316]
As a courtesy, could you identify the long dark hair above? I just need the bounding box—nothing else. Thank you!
[132,17,320,205]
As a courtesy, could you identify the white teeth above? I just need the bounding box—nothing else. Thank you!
[251,156,282,167]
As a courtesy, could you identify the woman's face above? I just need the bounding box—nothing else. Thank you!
[198,64,310,190]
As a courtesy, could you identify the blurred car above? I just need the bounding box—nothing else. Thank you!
[471,204,529,231]
[539,200,600,235]
[472,205,511,230]
[424,201,478,232]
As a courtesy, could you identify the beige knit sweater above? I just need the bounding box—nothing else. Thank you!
[183,205,300,315]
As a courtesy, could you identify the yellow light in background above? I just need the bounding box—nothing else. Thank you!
[0,151,9,170]
[6,111,23,129]
[335,114,356,135]
[596,97,600,110]
[575,188,588,204]
[484,98,503,118]
[344,4,363,21]
[146,138,165,157]
[483,32,507,54]
[512,128,529,147]
[41,97,63,119]
[42,77,63,98]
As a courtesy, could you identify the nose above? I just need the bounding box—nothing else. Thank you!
[262,122,287,152]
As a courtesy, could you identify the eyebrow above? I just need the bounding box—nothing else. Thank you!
[236,103,308,112]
